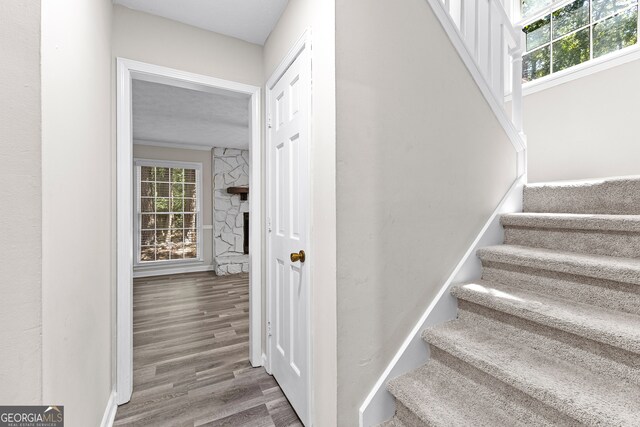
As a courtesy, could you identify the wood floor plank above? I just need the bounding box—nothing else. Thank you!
[114,272,301,426]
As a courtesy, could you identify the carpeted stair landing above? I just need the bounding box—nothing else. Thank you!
[382,177,640,426]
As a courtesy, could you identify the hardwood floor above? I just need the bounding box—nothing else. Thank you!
[114,271,301,427]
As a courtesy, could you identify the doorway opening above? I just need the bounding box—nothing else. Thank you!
[115,59,262,405]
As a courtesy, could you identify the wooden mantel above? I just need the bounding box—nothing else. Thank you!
[227,186,249,201]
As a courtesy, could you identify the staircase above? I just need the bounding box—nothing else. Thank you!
[383,176,640,426]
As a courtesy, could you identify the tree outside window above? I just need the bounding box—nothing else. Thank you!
[521,0,638,82]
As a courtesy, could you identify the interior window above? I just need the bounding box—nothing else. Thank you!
[521,0,638,82]
[137,163,200,263]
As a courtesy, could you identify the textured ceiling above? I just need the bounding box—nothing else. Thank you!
[132,80,250,150]
[114,0,288,45]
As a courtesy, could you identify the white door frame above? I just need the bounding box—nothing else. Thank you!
[265,29,313,423]
[115,58,262,405]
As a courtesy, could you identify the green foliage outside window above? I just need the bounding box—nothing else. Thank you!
[521,0,638,82]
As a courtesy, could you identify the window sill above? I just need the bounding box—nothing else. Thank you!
[134,259,204,269]
[505,44,640,100]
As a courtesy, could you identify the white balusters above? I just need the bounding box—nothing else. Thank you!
[434,0,523,137]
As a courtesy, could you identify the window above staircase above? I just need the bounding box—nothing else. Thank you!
[515,0,640,92]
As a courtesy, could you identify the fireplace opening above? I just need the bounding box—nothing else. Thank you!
[243,212,249,255]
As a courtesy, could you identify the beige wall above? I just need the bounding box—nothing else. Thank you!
[41,0,113,425]
[0,0,42,405]
[335,0,517,425]
[113,5,263,87]
[263,0,338,424]
[525,60,640,182]
[132,144,214,274]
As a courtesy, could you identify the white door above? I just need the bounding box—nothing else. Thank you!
[267,42,311,425]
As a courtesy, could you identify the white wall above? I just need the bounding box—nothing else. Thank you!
[263,1,338,424]
[132,144,214,276]
[334,0,517,425]
[0,0,42,405]
[41,0,113,425]
[113,5,263,87]
[525,60,640,182]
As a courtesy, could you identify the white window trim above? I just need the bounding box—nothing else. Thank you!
[133,158,204,267]
[508,0,640,96]
[505,42,640,98]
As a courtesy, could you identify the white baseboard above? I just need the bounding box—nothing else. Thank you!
[100,389,117,427]
[358,176,525,427]
[133,264,214,278]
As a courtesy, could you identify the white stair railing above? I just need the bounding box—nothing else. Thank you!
[428,0,526,172]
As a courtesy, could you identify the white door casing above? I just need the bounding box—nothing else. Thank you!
[116,58,262,405]
[267,33,312,426]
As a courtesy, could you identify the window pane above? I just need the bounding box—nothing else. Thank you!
[171,198,184,212]
[141,214,155,230]
[593,0,636,21]
[184,169,196,183]
[156,167,170,182]
[523,46,551,81]
[156,229,169,246]
[185,229,198,244]
[140,247,155,262]
[184,198,196,213]
[524,15,551,51]
[140,230,155,246]
[172,214,184,228]
[171,230,183,244]
[553,0,590,39]
[171,183,184,198]
[593,7,638,57]
[184,214,196,230]
[171,168,185,183]
[170,245,184,260]
[156,197,169,212]
[140,166,155,181]
[141,198,155,213]
[522,0,552,17]
[184,183,196,199]
[156,214,170,229]
[552,27,590,72]
[140,182,155,197]
[184,242,197,259]
[156,182,170,198]
[156,245,170,261]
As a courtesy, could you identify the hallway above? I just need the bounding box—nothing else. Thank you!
[114,272,301,426]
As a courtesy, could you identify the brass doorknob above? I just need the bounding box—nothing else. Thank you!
[290,250,306,263]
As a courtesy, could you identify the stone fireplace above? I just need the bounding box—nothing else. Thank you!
[212,147,249,275]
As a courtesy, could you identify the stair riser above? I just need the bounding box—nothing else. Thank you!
[482,262,640,316]
[395,402,432,427]
[453,282,640,354]
[504,226,640,258]
[524,178,640,215]
[423,332,616,425]
[428,347,580,426]
[458,301,640,386]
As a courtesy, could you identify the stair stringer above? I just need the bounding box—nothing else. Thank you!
[359,175,525,427]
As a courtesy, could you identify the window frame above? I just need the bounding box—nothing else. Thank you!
[512,0,640,92]
[133,158,204,267]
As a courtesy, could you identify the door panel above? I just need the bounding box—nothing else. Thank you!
[268,44,310,425]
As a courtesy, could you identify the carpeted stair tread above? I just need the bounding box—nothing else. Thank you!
[478,245,640,285]
[454,306,640,385]
[422,316,640,426]
[501,212,640,232]
[524,176,640,215]
[451,280,640,353]
[387,360,557,426]
[379,417,406,427]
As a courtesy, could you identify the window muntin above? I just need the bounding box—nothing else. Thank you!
[136,161,201,264]
[521,0,638,82]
